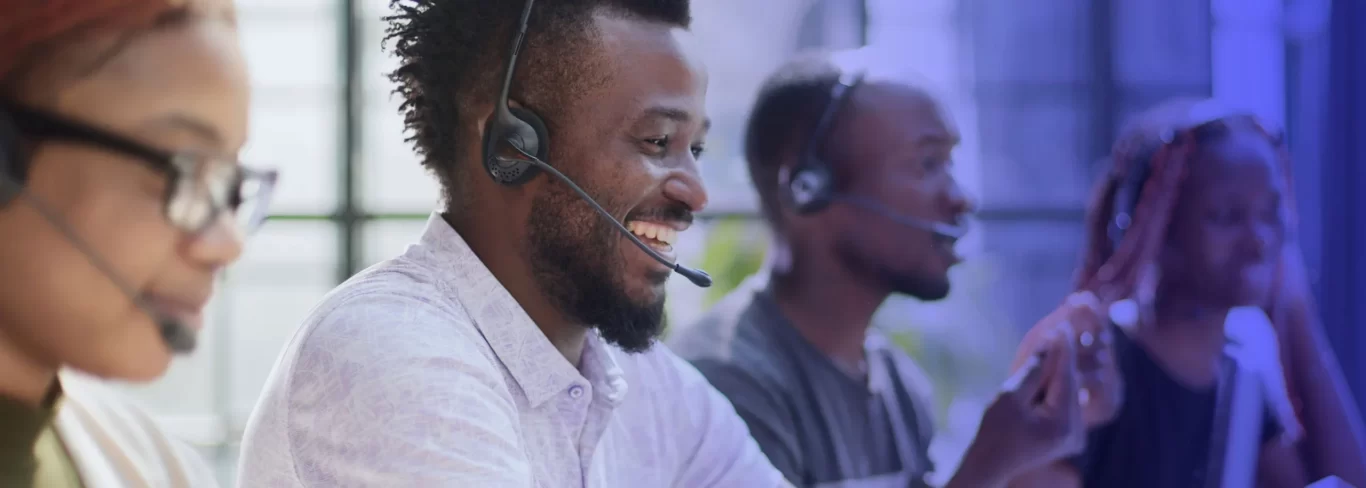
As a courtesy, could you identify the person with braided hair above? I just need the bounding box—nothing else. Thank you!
[1008,98,1366,487]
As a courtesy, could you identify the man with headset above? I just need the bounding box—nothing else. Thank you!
[669,51,1108,487]
[238,0,788,486]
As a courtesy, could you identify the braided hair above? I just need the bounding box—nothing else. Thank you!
[1079,97,1309,435]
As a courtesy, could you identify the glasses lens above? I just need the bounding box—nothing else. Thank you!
[234,169,276,235]
[166,154,219,232]
[166,154,277,235]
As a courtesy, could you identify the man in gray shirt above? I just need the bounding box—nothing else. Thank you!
[669,52,1102,487]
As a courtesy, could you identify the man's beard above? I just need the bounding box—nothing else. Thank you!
[525,181,666,353]
[836,236,951,302]
[887,270,950,301]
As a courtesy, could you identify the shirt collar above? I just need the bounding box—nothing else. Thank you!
[752,274,892,393]
[580,333,629,407]
[416,213,626,408]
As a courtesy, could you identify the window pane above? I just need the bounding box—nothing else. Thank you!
[691,0,816,213]
[1211,0,1287,125]
[361,0,393,17]
[243,90,339,214]
[1114,0,1211,87]
[360,93,442,213]
[970,0,1094,85]
[980,219,1086,332]
[237,7,341,213]
[237,10,340,90]
[362,218,430,269]
[358,11,441,214]
[222,221,339,427]
[236,0,334,11]
[974,93,1095,209]
[361,11,399,100]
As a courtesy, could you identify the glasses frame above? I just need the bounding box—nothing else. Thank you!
[2,101,278,236]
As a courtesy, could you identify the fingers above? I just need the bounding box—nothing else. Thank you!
[1077,365,1110,403]
[1073,291,1113,393]
[1066,291,1106,346]
[1010,291,1110,411]
[1108,299,1140,335]
[1011,306,1067,371]
[1012,291,1100,373]
[1046,321,1087,454]
[1066,291,1103,315]
[1131,262,1161,334]
[1044,322,1079,409]
[1075,338,1111,376]
[1002,351,1045,397]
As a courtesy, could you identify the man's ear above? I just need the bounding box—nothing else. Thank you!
[462,97,495,139]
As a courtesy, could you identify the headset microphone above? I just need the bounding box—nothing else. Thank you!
[482,0,712,288]
[831,194,968,240]
[503,148,712,287]
[2,178,198,353]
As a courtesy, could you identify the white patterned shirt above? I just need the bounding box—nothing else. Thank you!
[236,213,788,488]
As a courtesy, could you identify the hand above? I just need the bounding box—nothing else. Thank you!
[1012,291,1123,428]
[955,297,1094,486]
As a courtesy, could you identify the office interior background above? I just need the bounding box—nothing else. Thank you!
[102,0,1366,484]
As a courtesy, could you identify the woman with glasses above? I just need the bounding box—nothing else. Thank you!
[1007,98,1366,487]
[0,0,275,486]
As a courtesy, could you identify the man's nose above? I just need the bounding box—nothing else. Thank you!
[662,171,708,213]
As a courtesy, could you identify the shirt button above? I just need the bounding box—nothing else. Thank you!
[569,385,585,399]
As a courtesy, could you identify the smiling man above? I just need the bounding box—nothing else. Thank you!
[235,0,786,486]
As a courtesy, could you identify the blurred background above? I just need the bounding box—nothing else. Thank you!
[102,0,1362,484]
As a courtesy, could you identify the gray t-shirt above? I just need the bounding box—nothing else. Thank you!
[669,276,938,487]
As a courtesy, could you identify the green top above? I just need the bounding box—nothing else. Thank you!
[0,383,84,488]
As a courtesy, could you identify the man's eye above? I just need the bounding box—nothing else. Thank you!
[691,145,705,158]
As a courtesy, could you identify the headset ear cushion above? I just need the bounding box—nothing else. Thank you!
[789,162,833,214]
[509,106,550,162]
[481,106,553,186]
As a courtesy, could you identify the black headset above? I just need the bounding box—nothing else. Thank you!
[481,0,551,187]
[784,70,865,215]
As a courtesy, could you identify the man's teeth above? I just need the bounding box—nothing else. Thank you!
[626,221,678,245]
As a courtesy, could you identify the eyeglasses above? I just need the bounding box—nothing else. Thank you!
[3,102,278,236]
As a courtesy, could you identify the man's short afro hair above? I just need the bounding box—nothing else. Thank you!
[383,0,692,208]
[744,52,845,228]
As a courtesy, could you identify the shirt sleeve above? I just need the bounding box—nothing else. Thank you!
[687,358,804,485]
[283,293,533,487]
[659,349,791,488]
